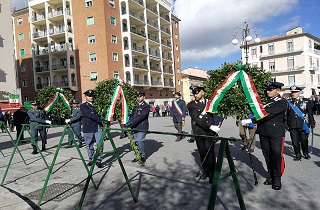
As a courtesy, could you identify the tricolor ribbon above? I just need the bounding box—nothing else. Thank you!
[44,88,71,114]
[205,66,267,120]
[105,79,129,124]
[173,100,183,116]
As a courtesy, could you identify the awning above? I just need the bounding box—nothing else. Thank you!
[0,102,23,112]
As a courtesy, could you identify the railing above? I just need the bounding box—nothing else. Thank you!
[132,45,146,53]
[33,31,47,39]
[270,66,305,73]
[150,66,161,72]
[148,34,159,43]
[149,50,160,58]
[72,81,77,86]
[51,44,73,52]
[309,65,319,70]
[132,0,144,6]
[36,83,49,89]
[70,64,75,69]
[49,27,65,35]
[164,82,174,87]
[129,10,145,22]
[147,19,159,29]
[160,26,170,35]
[151,81,162,86]
[161,40,171,48]
[134,80,149,85]
[160,13,170,22]
[131,27,146,37]
[133,63,148,69]
[35,66,49,72]
[162,55,172,61]
[121,6,127,15]
[52,81,69,87]
[31,15,45,22]
[33,49,49,56]
[260,47,303,58]
[52,64,68,70]
[146,4,158,14]
[163,68,173,74]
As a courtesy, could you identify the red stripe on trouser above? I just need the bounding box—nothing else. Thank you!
[280,137,285,174]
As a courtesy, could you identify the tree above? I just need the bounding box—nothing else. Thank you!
[94,79,138,121]
[36,86,73,118]
[205,62,272,120]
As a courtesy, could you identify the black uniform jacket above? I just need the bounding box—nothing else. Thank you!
[287,97,315,129]
[251,95,287,138]
[187,100,217,136]
[80,101,102,133]
[130,101,150,131]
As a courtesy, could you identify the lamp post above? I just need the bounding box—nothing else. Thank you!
[232,22,261,64]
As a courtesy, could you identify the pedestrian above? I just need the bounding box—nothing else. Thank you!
[287,85,315,161]
[124,90,150,164]
[187,85,220,184]
[155,105,160,117]
[236,114,257,152]
[0,109,5,133]
[171,92,187,142]
[13,107,29,141]
[80,89,105,168]
[241,82,287,190]
[6,111,14,132]
[65,100,83,148]
[166,105,171,116]
[151,105,156,117]
[27,101,51,154]
[161,105,166,117]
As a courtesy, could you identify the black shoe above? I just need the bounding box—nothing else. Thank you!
[87,161,92,166]
[41,144,46,152]
[241,146,247,150]
[140,157,146,163]
[272,182,281,190]
[293,157,302,161]
[96,162,103,168]
[131,158,139,163]
[31,146,38,155]
[68,141,73,146]
[187,139,195,143]
[119,133,128,139]
[78,141,83,148]
[209,178,213,184]
[303,154,311,159]
[263,178,272,185]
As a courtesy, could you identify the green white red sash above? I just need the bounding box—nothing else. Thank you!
[44,88,71,114]
[205,66,267,120]
[173,100,183,116]
[105,79,129,124]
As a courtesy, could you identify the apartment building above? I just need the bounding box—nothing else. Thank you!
[0,1,19,98]
[246,27,320,97]
[181,67,208,103]
[13,0,181,104]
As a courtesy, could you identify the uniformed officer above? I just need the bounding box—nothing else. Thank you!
[80,89,104,168]
[171,92,187,142]
[287,85,315,161]
[187,85,220,184]
[65,100,83,147]
[124,90,150,164]
[242,82,287,190]
[27,101,51,154]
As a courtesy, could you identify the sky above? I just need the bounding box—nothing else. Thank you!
[11,0,320,71]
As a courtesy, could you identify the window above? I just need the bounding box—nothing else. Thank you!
[175,45,178,50]
[149,90,153,96]
[268,44,274,55]
[159,90,162,96]
[18,33,24,41]
[175,33,178,39]
[251,47,257,58]
[22,80,27,87]
[90,72,97,80]
[110,16,116,26]
[317,59,319,67]
[111,35,117,43]
[176,56,179,62]
[311,74,314,83]
[109,0,115,7]
[165,90,168,96]
[20,49,25,57]
[269,60,275,72]
[113,71,119,79]
[85,0,92,7]
[112,53,118,61]
[288,75,295,87]
[309,39,312,49]
[310,56,313,66]
[174,22,178,28]
[178,80,180,85]
[89,53,97,62]
[87,16,94,25]
[287,40,294,52]
[23,96,28,101]
[287,57,294,69]
[21,64,26,72]
[18,18,22,25]
[260,45,263,53]
[260,61,264,69]
[176,68,180,73]
[88,35,96,43]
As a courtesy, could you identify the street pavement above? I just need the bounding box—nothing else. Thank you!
[0,114,320,210]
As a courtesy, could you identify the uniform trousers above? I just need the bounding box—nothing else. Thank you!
[133,132,146,158]
[289,128,309,158]
[259,135,285,184]
[239,124,257,149]
[83,127,103,163]
[195,137,216,179]
[68,125,82,143]
[174,122,183,140]
[30,128,47,146]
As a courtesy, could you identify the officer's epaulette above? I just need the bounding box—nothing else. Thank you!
[274,97,282,101]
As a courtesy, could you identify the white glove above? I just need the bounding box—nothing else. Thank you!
[45,120,52,125]
[65,119,71,124]
[210,125,220,134]
[241,119,252,126]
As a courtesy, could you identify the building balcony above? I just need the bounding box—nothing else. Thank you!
[131,27,146,38]
[150,66,162,73]
[147,19,159,29]
[133,80,149,86]
[160,13,170,22]
[163,68,173,74]
[33,49,49,56]
[160,26,171,35]
[132,45,147,54]
[146,4,158,15]
[161,40,171,48]
[148,34,160,43]
[270,66,305,74]
[33,31,47,40]
[52,64,68,71]
[49,27,66,38]
[151,81,162,86]
[133,63,148,70]
[31,15,46,25]
[52,81,69,87]
[164,81,174,87]
[259,47,304,59]
[129,10,145,22]
[35,66,50,73]
[51,43,73,53]
[131,0,144,7]
[309,65,319,71]
[162,55,172,61]
[36,83,49,90]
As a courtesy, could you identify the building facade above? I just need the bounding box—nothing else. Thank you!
[181,67,208,103]
[0,1,19,98]
[12,0,181,104]
[246,27,320,97]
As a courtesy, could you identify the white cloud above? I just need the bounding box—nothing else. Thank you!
[277,16,301,31]
[172,0,299,62]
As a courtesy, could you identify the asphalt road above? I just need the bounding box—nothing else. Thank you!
[0,114,320,210]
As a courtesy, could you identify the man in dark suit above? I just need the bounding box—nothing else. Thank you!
[287,85,315,161]
[171,92,187,142]
[28,101,51,154]
[187,85,220,184]
[13,107,29,141]
[242,82,287,190]
[80,89,104,168]
[124,90,150,164]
